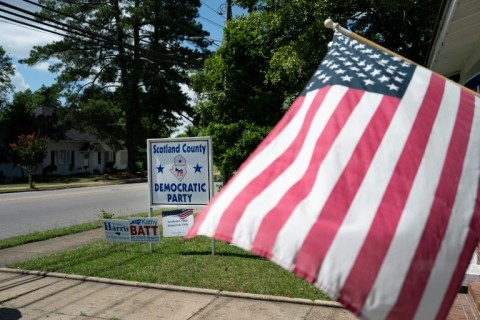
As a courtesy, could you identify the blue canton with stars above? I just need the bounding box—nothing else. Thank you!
[303,34,416,99]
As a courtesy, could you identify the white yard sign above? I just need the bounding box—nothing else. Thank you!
[147,137,213,208]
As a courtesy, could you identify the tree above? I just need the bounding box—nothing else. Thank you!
[10,133,49,188]
[0,46,15,110]
[21,0,210,172]
[193,0,441,179]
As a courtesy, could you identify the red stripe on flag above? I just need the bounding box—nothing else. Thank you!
[291,93,401,284]
[186,95,307,239]
[435,186,480,319]
[213,88,332,242]
[388,88,476,319]
[338,74,445,314]
[251,88,366,260]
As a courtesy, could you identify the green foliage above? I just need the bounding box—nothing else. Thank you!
[193,0,441,179]
[10,133,49,188]
[0,46,14,110]
[98,210,116,219]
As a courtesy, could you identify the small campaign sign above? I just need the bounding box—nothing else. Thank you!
[102,218,159,243]
[162,209,194,237]
[128,218,160,242]
[147,137,213,207]
[102,219,130,243]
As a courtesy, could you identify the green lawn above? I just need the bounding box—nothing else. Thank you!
[9,236,328,301]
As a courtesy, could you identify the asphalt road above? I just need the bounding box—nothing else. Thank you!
[0,183,149,239]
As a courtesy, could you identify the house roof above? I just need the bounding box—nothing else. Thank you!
[427,0,480,84]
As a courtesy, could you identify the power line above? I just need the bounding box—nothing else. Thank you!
[0,1,205,66]
[201,1,221,15]
[23,0,219,48]
[198,16,224,29]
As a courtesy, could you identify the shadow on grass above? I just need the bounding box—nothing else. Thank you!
[181,250,264,260]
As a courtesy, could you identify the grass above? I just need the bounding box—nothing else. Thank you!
[0,210,162,250]
[0,222,101,249]
[10,236,328,300]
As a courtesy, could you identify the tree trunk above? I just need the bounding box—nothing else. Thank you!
[27,167,34,189]
[112,0,141,173]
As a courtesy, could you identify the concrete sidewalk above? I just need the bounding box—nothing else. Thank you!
[0,268,354,320]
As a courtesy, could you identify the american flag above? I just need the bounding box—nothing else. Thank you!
[186,33,480,319]
[178,209,193,220]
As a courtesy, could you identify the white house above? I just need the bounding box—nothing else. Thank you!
[0,107,127,180]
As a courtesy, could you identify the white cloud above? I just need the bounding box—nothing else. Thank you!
[0,22,60,59]
[32,61,52,72]
[179,83,197,106]
[0,0,61,59]
[11,68,29,92]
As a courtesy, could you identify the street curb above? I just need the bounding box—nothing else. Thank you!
[0,267,343,308]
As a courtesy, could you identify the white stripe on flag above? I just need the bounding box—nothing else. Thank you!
[269,88,384,269]
[414,95,480,320]
[196,88,320,237]
[233,86,350,249]
[362,73,461,319]
[315,67,432,300]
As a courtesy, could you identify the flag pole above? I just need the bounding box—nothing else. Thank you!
[324,19,480,98]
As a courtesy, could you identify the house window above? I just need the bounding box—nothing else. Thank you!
[58,150,67,165]
[71,151,75,167]
[97,152,101,165]
[119,151,127,165]
[51,151,56,165]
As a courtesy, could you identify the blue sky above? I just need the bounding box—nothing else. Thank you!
[0,1,245,94]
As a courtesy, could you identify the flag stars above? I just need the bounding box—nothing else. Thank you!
[363,79,375,86]
[330,63,339,70]
[310,34,414,98]
[379,75,390,83]
[387,83,399,91]
[378,59,389,66]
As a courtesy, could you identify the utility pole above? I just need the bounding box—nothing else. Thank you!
[226,0,232,21]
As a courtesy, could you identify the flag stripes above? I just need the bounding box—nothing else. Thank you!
[187,33,480,320]
[387,82,474,319]
[178,209,193,219]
